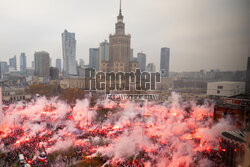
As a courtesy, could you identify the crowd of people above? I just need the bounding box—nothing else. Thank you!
[0,126,226,167]
[0,99,229,167]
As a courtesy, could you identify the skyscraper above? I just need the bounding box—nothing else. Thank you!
[102,0,137,72]
[130,49,134,61]
[34,51,50,77]
[49,57,52,67]
[137,52,146,72]
[20,52,26,73]
[49,67,59,80]
[62,29,77,76]
[146,63,156,73]
[245,57,250,94]
[9,55,17,70]
[0,62,8,78]
[32,61,35,68]
[56,59,62,72]
[160,47,170,77]
[79,59,84,67]
[89,48,99,70]
[99,40,109,69]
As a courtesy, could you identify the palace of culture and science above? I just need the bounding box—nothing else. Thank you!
[101,0,138,72]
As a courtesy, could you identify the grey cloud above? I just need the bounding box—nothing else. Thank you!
[0,0,249,72]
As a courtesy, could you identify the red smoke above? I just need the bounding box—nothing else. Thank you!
[0,93,233,166]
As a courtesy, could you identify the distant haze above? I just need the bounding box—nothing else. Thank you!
[0,0,249,72]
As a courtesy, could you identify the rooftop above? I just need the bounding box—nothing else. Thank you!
[208,81,245,85]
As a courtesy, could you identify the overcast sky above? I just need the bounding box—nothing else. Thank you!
[0,0,249,72]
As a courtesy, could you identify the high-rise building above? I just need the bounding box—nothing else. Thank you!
[246,57,250,94]
[99,40,109,69]
[62,29,77,76]
[34,51,50,77]
[32,61,35,68]
[132,57,138,62]
[76,60,78,67]
[56,59,62,72]
[49,57,52,67]
[9,55,17,70]
[0,62,8,78]
[78,65,89,77]
[89,48,99,70]
[160,47,170,77]
[130,49,134,61]
[146,63,156,73]
[79,59,84,67]
[101,0,137,72]
[26,68,35,76]
[20,53,26,73]
[137,52,146,72]
[49,67,59,80]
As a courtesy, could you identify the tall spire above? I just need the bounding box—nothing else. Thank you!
[117,0,123,22]
[120,0,122,14]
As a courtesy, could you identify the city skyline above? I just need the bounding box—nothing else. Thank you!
[0,0,249,72]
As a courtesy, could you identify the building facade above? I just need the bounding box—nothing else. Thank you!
[130,49,134,61]
[25,67,35,76]
[49,67,59,80]
[160,47,170,77]
[56,58,62,72]
[20,52,26,73]
[62,29,77,76]
[99,40,109,70]
[32,61,35,68]
[1,87,31,103]
[146,63,156,72]
[89,48,99,70]
[79,59,84,67]
[49,57,52,67]
[0,62,8,78]
[207,81,245,97]
[34,51,50,77]
[9,55,17,70]
[0,74,26,88]
[102,2,137,72]
[137,52,146,72]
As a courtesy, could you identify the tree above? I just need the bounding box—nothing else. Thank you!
[59,88,87,104]
[26,84,61,98]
